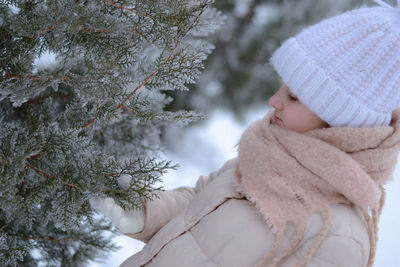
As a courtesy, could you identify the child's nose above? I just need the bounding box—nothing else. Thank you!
[269,93,282,110]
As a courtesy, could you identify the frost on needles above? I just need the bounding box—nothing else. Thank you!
[0,0,223,265]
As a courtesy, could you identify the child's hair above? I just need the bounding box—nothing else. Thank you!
[270,1,400,128]
[255,2,400,266]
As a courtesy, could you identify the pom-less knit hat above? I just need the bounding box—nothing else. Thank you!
[270,0,400,128]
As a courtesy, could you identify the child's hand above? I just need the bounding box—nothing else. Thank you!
[89,175,145,234]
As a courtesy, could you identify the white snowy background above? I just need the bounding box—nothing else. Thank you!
[91,106,400,267]
[34,36,400,267]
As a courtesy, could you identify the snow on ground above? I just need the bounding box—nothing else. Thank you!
[91,106,400,267]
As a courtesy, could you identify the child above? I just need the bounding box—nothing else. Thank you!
[91,1,400,266]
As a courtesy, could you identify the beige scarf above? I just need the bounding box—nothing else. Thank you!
[236,108,400,267]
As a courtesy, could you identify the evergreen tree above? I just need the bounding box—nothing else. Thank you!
[0,0,223,265]
[167,0,364,119]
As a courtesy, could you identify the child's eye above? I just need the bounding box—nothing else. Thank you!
[289,94,298,101]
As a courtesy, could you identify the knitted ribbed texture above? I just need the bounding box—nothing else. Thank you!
[271,4,400,127]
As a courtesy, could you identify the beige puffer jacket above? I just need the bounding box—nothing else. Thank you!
[121,158,370,267]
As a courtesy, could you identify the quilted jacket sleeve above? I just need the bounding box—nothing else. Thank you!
[125,158,237,243]
[279,234,368,267]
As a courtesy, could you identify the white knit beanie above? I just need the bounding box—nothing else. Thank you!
[270,0,400,128]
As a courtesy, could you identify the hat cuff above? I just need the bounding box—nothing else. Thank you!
[270,38,391,128]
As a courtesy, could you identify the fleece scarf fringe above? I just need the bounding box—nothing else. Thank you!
[236,108,400,267]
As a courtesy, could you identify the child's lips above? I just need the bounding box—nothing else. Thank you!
[274,115,282,123]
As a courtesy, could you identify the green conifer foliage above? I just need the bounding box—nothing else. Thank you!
[0,0,223,265]
[167,0,363,119]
